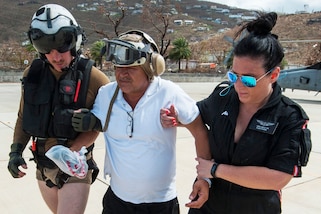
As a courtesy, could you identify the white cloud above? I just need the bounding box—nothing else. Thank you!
[206,0,321,13]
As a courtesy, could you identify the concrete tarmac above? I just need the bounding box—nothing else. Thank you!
[0,81,320,213]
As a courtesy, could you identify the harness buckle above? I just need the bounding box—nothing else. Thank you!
[55,171,70,189]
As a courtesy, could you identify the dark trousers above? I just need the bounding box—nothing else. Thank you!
[102,187,180,214]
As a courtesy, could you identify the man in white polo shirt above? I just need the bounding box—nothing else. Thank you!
[72,30,211,213]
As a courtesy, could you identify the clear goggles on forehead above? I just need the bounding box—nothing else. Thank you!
[105,39,149,66]
[28,27,77,54]
[227,68,273,88]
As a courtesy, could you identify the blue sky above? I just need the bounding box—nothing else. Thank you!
[206,0,321,14]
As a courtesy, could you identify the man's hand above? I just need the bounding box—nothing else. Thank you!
[8,143,27,178]
[72,108,101,132]
[185,179,209,209]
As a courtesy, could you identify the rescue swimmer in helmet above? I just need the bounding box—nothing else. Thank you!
[7,4,109,213]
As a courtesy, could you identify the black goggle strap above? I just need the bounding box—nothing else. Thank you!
[122,30,159,53]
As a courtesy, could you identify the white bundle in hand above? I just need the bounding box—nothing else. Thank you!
[45,145,88,179]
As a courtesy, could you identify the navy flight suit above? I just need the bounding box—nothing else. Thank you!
[193,83,311,214]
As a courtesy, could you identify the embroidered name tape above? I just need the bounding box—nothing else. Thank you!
[249,119,279,135]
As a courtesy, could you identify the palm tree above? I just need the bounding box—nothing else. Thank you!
[25,42,36,52]
[168,37,191,72]
[90,40,106,69]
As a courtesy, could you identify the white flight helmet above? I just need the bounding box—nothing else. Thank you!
[28,4,85,57]
[105,30,165,80]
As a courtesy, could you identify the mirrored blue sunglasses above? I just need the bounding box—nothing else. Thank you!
[227,69,273,87]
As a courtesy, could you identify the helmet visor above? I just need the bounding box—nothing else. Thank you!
[28,27,77,54]
[105,39,148,66]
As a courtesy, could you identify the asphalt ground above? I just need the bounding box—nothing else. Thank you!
[0,81,320,213]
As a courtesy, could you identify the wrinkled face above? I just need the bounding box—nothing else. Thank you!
[231,56,278,105]
[115,66,150,98]
[45,49,73,72]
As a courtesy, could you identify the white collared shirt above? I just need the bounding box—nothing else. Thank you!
[92,77,199,203]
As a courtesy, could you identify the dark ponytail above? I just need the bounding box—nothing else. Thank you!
[234,12,284,71]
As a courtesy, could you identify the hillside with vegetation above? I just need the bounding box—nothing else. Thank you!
[0,0,248,44]
[0,0,321,71]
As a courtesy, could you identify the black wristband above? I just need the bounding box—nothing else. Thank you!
[211,162,219,178]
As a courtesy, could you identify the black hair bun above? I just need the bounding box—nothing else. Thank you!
[247,12,277,36]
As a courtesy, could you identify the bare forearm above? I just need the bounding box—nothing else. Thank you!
[216,164,292,190]
[186,115,211,160]
[195,138,211,160]
[70,131,99,151]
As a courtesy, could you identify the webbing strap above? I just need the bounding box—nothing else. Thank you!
[102,85,119,132]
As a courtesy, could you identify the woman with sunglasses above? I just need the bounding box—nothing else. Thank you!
[161,12,311,213]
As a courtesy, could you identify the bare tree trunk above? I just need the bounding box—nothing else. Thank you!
[185,59,189,70]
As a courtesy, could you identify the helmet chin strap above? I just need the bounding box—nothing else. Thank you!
[61,67,69,72]
[62,57,78,72]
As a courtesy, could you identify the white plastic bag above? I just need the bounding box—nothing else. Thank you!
[45,145,88,179]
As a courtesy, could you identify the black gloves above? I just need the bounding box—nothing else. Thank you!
[8,143,26,178]
[72,108,102,132]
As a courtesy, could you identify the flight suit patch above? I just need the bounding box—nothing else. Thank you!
[249,119,278,135]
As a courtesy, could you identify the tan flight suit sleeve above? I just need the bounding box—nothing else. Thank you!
[85,66,110,108]
[12,67,31,149]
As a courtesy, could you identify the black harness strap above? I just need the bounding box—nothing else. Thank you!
[76,58,94,106]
